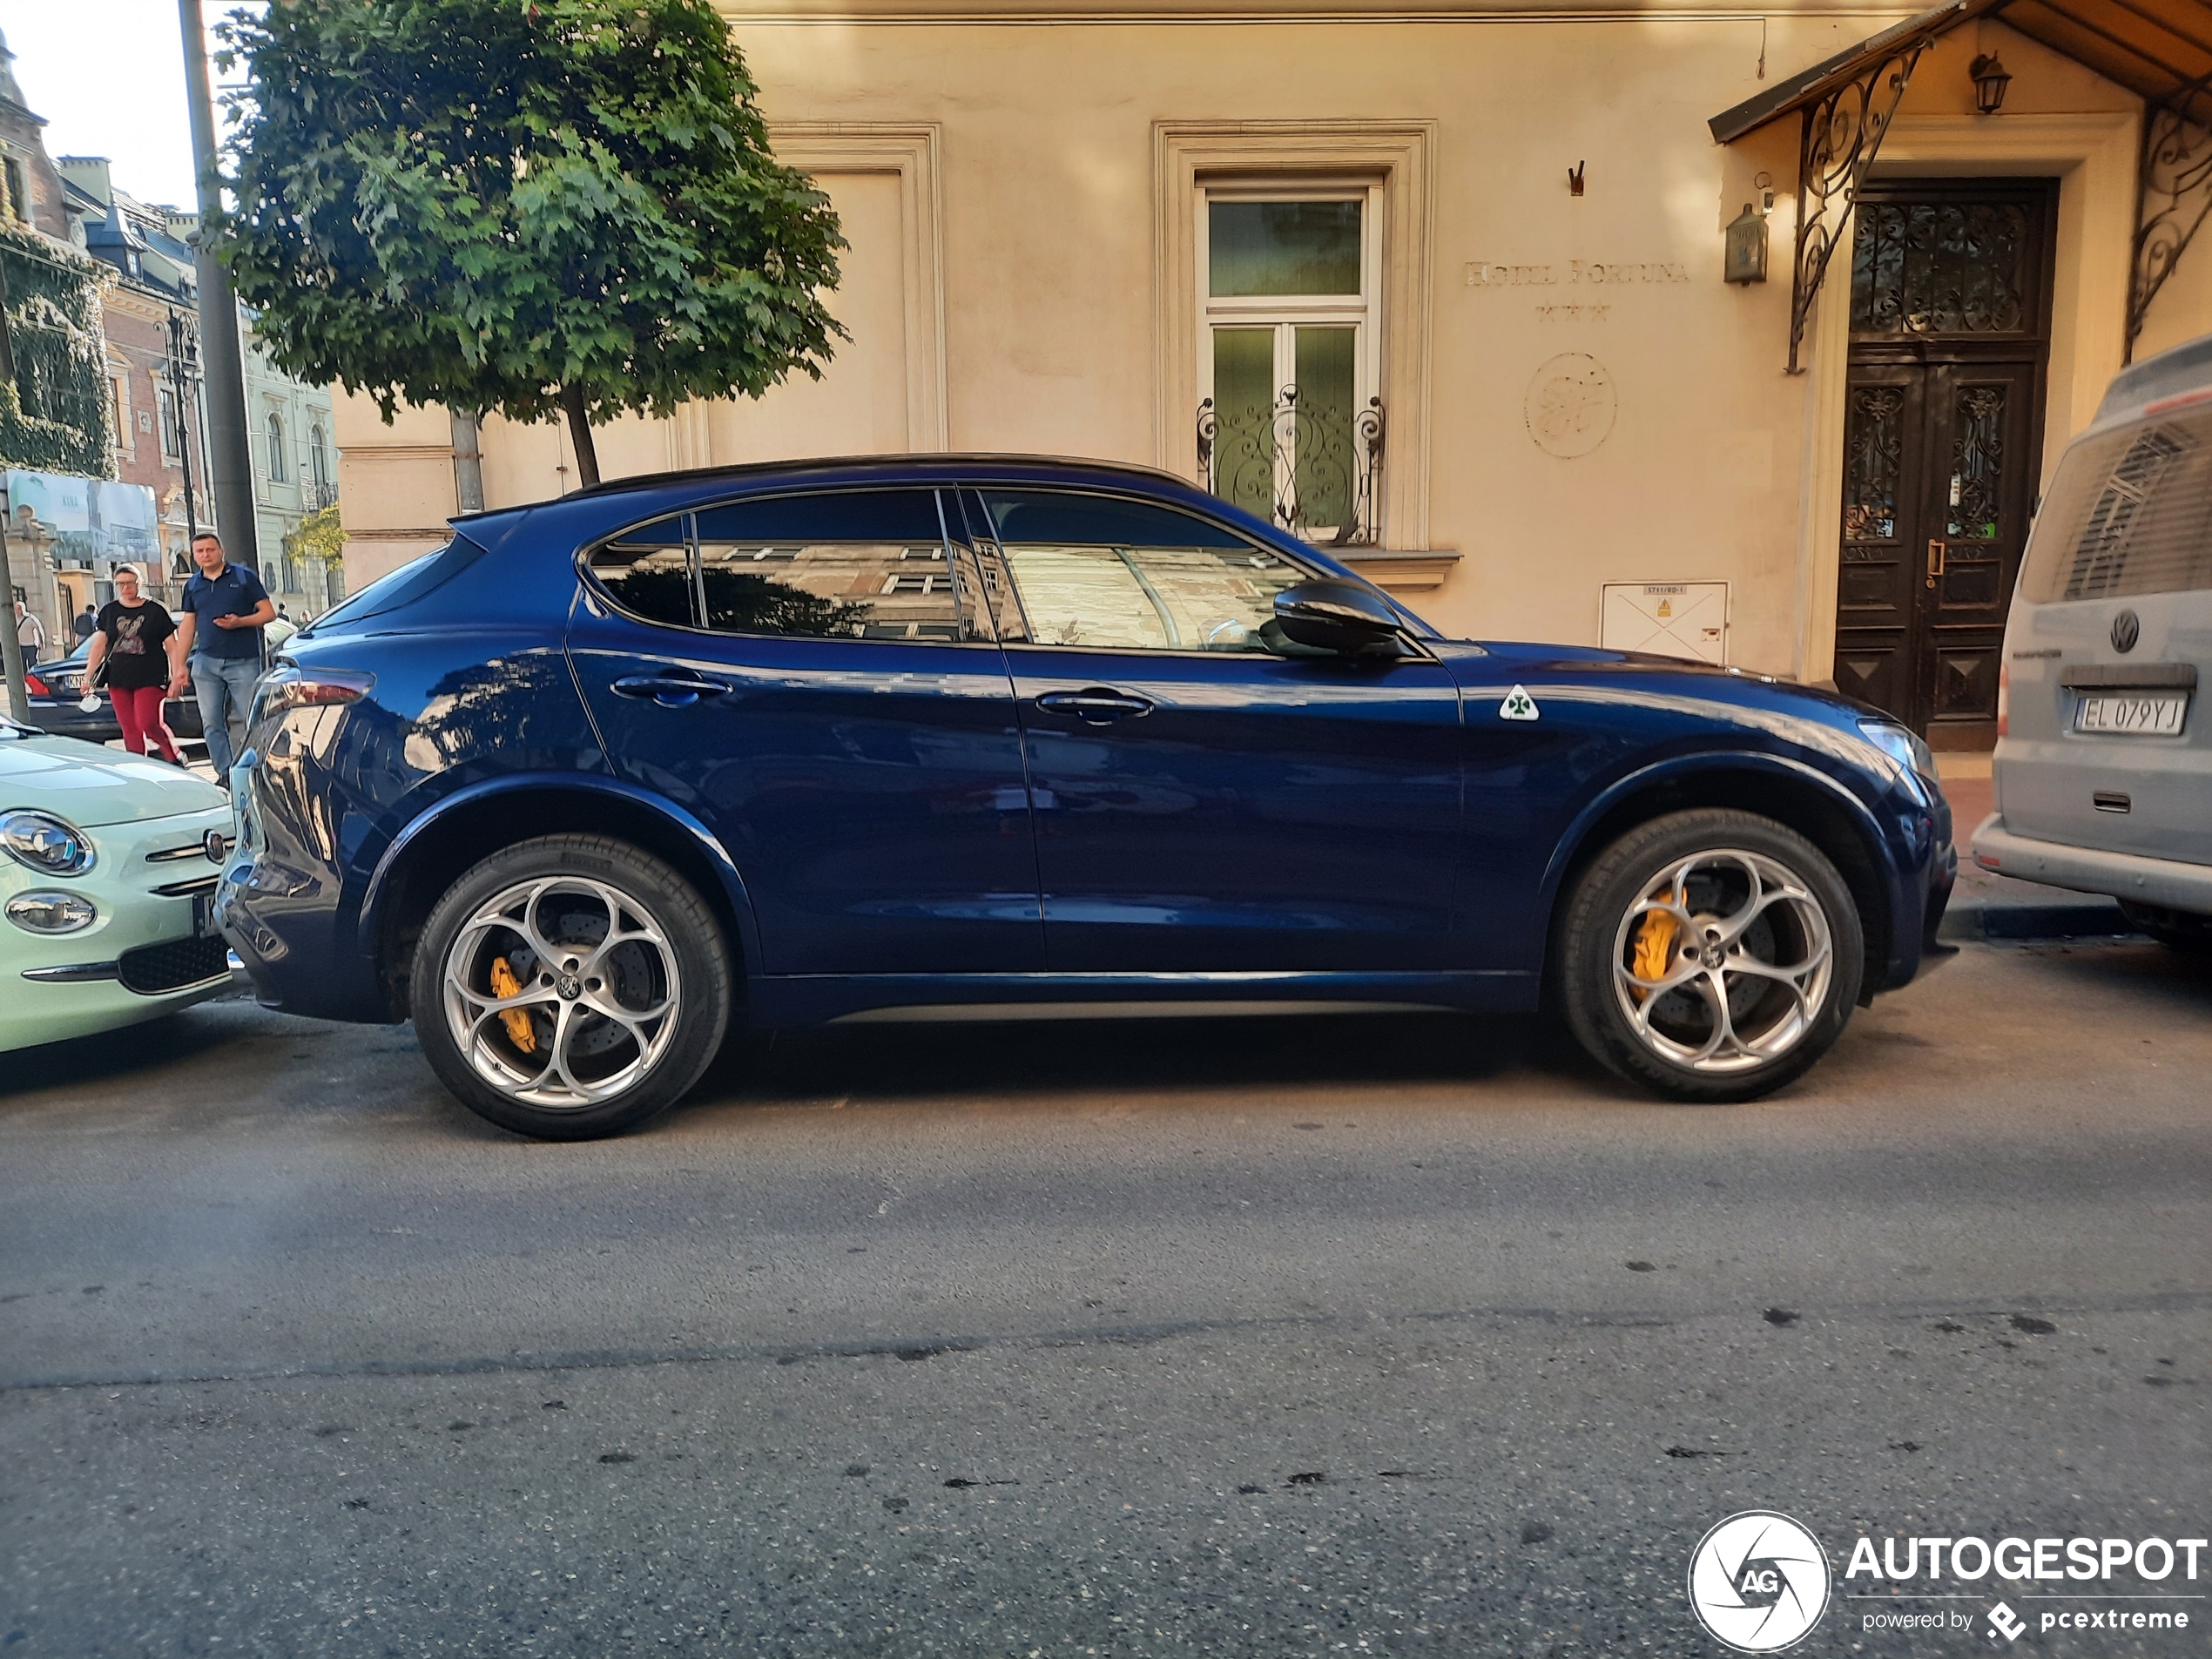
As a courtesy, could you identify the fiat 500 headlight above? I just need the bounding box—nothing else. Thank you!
[0,810,95,876]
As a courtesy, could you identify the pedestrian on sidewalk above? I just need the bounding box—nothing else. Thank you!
[171,531,273,784]
[13,597,46,658]
[86,563,183,762]
[71,605,96,643]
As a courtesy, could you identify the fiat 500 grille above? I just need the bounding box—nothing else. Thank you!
[118,935,228,995]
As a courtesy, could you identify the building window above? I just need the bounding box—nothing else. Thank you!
[158,389,181,462]
[266,412,287,483]
[309,423,329,488]
[3,158,25,224]
[1197,187,1382,546]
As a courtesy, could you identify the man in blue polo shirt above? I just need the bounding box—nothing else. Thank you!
[168,530,274,783]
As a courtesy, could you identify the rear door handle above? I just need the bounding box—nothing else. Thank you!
[1034,688,1156,725]
[611,674,735,708]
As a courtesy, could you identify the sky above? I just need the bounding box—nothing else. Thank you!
[0,1,254,212]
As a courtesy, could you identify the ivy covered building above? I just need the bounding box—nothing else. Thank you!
[0,29,115,639]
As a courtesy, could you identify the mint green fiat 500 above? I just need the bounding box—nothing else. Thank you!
[2,717,239,1053]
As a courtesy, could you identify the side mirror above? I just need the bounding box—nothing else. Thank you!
[1271,579,1403,657]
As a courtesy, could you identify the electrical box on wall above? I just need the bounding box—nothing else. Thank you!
[1600,582,1729,664]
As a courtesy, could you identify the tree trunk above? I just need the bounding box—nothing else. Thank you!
[561,385,601,489]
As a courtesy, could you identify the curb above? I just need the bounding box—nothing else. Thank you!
[1938,898,2134,943]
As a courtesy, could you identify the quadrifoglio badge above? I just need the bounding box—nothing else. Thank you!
[1687,1513,2207,1649]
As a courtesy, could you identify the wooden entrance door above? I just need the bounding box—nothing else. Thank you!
[1832,180,2056,745]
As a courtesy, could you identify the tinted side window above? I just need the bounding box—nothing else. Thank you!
[694,490,961,641]
[588,516,695,627]
[977,489,1305,651]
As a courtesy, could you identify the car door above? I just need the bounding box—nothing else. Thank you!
[568,488,1042,976]
[954,486,1462,973]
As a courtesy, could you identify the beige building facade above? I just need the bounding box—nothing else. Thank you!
[336,0,2212,743]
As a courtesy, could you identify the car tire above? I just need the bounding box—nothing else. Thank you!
[2119,900,2212,954]
[1557,809,1864,1103]
[410,834,732,1140]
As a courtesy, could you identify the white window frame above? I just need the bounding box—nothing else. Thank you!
[158,392,179,462]
[1155,123,1436,551]
[1196,183,1382,543]
[1196,182,1382,417]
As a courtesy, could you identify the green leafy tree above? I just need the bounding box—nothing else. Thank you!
[283,500,345,577]
[212,0,845,487]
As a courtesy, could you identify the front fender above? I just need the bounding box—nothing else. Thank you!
[1535,748,1926,988]
[356,771,765,974]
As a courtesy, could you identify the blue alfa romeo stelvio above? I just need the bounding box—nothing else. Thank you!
[218,456,1954,1139]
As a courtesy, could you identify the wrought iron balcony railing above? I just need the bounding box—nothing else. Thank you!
[1197,388,1383,548]
[305,481,339,510]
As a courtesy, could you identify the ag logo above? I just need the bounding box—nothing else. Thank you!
[1687,1510,1831,1652]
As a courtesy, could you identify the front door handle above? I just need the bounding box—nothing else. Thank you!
[1034,688,1156,725]
[1925,540,1946,588]
[611,674,735,708]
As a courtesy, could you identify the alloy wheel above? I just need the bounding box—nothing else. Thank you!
[1608,848,1834,1075]
[440,875,683,1109]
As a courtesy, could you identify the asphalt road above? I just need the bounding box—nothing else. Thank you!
[2,936,2207,1656]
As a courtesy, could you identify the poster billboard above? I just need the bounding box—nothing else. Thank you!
[4,469,160,561]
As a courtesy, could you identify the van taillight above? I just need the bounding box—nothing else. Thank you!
[1997,661,2009,738]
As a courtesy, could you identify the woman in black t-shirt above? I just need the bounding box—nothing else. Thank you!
[87,563,183,761]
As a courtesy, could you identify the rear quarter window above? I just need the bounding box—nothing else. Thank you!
[304,535,486,632]
[588,516,695,627]
[2021,404,2212,603]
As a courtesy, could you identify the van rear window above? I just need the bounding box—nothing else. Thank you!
[2020,405,2212,603]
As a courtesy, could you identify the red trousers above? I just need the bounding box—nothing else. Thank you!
[110,685,179,760]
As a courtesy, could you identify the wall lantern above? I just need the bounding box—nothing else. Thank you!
[1723,172,1773,286]
[1725,205,1769,283]
[1970,52,2013,114]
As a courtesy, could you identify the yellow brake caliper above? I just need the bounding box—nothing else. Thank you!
[489,954,537,1053]
[1630,910,1678,1001]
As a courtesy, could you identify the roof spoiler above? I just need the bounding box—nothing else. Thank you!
[2097,334,2212,425]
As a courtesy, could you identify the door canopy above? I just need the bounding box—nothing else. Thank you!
[1709,0,2212,369]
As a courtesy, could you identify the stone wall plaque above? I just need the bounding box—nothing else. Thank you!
[1524,354,1616,458]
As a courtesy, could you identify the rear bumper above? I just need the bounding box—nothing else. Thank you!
[1971,813,2212,917]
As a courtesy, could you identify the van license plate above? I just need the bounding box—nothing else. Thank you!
[2075,692,2188,735]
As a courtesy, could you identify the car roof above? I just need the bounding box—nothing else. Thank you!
[454,453,1208,533]
[574,451,1189,499]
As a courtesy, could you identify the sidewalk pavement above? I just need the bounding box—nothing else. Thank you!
[1933,752,2133,942]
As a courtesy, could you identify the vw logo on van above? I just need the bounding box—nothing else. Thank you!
[2111,610,2141,653]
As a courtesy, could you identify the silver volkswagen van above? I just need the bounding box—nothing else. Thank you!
[1977,333,2212,948]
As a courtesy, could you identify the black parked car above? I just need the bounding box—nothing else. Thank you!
[24,632,205,745]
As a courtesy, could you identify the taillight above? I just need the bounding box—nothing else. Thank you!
[24,673,48,697]
[252,668,374,725]
[1996,661,2009,738]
